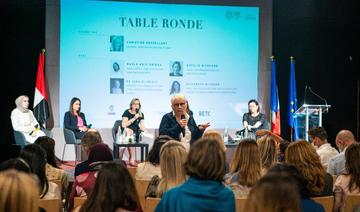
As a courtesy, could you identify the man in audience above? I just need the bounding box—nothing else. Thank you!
[308,127,338,168]
[327,130,356,175]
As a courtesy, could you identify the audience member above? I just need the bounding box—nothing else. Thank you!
[135,135,172,180]
[155,138,235,212]
[257,134,279,175]
[225,138,261,197]
[267,163,325,212]
[308,127,338,168]
[0,170,40,212]
[78,162,141,212]
[0,158,31,173]
[286,140,333,197]
[333,143,360,211]
[327,130,356,175]
[68,143,113,210]
[19,144,61,199]
[10,95,46,144]
[202,130,226,151]
[244,174,302,212]
[146,140,187,198]
[278,139,290,162]
[74,131,103,177]
[35,136,69,198]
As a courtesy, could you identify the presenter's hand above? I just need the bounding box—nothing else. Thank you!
[79,126,88,132]
[134,114,140,119]
[199,123,210,131]
[179,119,188,128]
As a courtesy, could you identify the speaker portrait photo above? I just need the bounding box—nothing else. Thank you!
[110,35,124,52]
[110,60,124,76]
[170,80,181,95]
[169,61,183,77]
[110,78,124,94]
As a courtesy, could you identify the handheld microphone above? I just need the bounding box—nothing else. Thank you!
[29,124,39,136]
[135,108,139,114]
[180,114,186,136]
[308,87,329,113]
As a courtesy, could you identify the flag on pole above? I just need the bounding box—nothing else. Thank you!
[270,56,281,135]
[288,57,299,140]
[33,49,49,128]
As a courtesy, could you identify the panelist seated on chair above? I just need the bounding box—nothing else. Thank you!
[159,94,210,150]
[240,99,266,137]
[11,95,46,144]
[120,98,146,167]
[64,97,95,139]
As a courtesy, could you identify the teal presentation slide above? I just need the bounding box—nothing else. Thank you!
[60,0,259,128]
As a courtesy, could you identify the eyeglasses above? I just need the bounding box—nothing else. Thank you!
[173,102,186,107]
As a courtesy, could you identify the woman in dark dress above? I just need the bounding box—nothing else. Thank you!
[121,98,145,166]
[242,99,266,138]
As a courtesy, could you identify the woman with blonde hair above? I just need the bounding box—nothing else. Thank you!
[155,138,235,211]
[121,98,146,166]
[0,170,39,212]
[286,140,333,196]
[202,130,226,151]
[333,143,360,211]
[257,134,279,175]
[225,138,261,197]
[157,140,187,197]
[146,140,187,198]
[159,94,210,149]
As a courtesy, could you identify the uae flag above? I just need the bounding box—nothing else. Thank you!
[33,49,49,128]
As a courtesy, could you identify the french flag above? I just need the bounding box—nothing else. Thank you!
[270,57,281,135]
[33,49,49,128]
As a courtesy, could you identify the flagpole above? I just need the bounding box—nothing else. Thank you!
[290,56,293,141]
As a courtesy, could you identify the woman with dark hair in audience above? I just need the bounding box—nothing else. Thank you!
[257,134,280,175]
[19,144,61,199]
[286,140,333,197]
[0,170,40,212]
[35,136,69,199]
[68,143,113,210]
[244,173,302,212]
[135,135,172,180]
[225,138,261,197]
[77,162,141,212]
[267,163,325,212]
[0,157,31,173]
[74,131,103,177]
[155,138,235,212]
[333,143,360,211]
